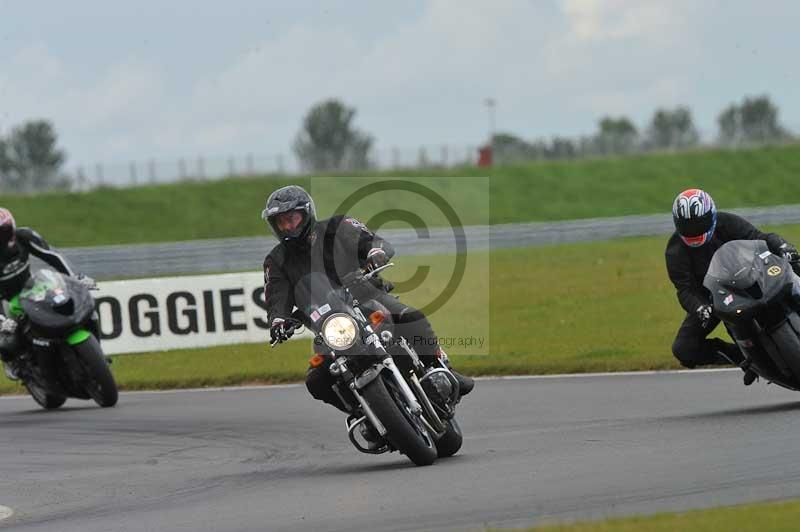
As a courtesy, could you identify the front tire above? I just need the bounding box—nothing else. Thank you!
[435,418,463,458]
[24,381,67,410]
[360,375,437,466]
[73,336,118,407]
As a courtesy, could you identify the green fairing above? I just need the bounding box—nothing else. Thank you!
[67,329,92,345]
[8,295,23,318]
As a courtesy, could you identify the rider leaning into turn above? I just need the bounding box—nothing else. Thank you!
[666,188,800,385]
[0,207,96,380]
[261,186,474,416]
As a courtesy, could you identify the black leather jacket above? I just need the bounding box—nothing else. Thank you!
[263,216,394,323]
[0,227,74,300]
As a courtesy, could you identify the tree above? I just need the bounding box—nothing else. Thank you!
[646,106,699,150]
[717,95,791,146]
[293,99,374,172]
[592,116,639,155]
[0,120,67,192]
[491,133,538,164]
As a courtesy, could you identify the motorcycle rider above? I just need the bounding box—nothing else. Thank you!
[666,188,799,385]
[0,207,96,380]
[262,186,474,439]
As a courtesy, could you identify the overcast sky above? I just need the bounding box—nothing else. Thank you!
[1,0,798,170]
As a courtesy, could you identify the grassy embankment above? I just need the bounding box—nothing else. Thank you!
[512,498,800,531]
[3,223,799,393]
[0,143,798,247]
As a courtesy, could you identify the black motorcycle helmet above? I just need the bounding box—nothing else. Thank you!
[0,208,17,260]
[261,185,317,243]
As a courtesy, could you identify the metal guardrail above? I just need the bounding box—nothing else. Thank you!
[52,205,800,279]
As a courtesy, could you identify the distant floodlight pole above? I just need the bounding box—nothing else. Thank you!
[485,98,496,143]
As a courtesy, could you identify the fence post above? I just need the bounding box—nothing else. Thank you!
[228,156,236,177]
[392,147,400,169]
[277,155,285,174]
[129,161,138,186]
[75,166,86,191]
[441,145,448,168]
[197,157,205,179]
[148,159,157,183]
[95,163,104,186]
[246,153,255,175]
[179,158,187,180]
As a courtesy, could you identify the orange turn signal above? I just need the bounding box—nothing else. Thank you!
[369,310,386,326]
[309,354,326,368]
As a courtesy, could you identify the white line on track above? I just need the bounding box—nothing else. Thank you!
[0,506,13,522]
[0,368,739,401]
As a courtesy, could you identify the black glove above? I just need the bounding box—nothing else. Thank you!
[696,304,714,329]
[365,248,389,271]
[780,243,800,263]
[270,318,300,345]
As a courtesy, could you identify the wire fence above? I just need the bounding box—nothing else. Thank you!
[26,133,800,193]
[69,145,481,191]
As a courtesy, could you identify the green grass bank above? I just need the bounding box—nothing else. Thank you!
[0,143,798,247]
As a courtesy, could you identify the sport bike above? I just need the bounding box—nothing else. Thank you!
[704,239,800,390]
[8,269,118,409]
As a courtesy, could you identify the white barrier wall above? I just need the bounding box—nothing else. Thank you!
[94,272,306,355]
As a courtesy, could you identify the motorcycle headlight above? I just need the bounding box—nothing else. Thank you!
[322,313,359,350]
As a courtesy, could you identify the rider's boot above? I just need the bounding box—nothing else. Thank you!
[0,331,20,381]
[742,367,758,386]
[712,338,758,386]
[450,369,474,396]
[437,347,474,397]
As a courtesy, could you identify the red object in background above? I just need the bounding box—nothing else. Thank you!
[478,145,492,167]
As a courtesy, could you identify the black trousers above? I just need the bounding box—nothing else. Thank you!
[671,312,744,368]
[306,294,439,412]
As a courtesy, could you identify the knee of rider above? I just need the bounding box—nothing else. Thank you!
[305,367,329,400]
[671,338,698,368]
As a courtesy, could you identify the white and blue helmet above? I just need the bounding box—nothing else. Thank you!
[672,188,717,247]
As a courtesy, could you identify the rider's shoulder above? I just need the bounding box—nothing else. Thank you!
[15,227,46,246]
[665,232,683,254]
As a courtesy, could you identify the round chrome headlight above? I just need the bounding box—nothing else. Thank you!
[321,313,359,350]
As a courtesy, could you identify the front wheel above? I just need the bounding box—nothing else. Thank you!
[360,376,437,466]
[73,336,118,407]
[435,418,463,458]
[24,381,67,410]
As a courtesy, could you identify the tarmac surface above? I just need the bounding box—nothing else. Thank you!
[3,370,800,531]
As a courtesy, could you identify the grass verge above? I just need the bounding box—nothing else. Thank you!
[0,143,799,246]
[2,222,799,394]
[512,498,800,531]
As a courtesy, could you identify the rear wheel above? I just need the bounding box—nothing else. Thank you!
[24,381,66,410]
[435,418,463,458]
[73,336,118,407]
[360,376,437,466]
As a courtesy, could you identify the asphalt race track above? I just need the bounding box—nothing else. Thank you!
[3,370,800,531]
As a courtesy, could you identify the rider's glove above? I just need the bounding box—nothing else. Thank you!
[696,304,714,329]
[365,248,389,272]
[780,243,800,263]
[0,315,17,335]
[76,273,98,290]
[270,318,300,345]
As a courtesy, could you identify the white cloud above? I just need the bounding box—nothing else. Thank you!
[1,1,798,166]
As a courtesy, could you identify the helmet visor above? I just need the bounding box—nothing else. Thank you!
[268,209,309,240]
[675,210,715,238]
